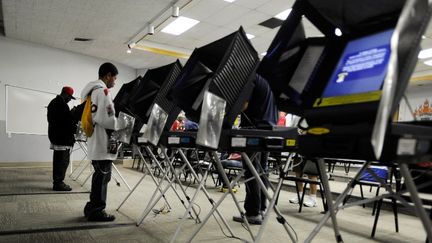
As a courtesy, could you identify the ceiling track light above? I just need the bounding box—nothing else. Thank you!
[125,0,193,47]
[172,6,179,17]
[148,25,155,35]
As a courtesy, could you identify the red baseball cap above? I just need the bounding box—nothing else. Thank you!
[62,86,76,99]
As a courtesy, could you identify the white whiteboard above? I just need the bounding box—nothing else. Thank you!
[6,85,78,135]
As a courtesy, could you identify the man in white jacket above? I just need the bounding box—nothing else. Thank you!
[81,62,126,221]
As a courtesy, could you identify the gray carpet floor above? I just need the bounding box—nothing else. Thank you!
[0,164,428,242]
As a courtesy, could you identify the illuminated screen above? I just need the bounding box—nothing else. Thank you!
[316,29,393,107]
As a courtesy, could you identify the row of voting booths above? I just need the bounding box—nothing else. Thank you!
[107,0,432,242]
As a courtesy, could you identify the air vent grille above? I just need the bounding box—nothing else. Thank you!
[73,37,93,42]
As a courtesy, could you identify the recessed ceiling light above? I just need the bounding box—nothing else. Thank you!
[126,48,132,54]
[246,33,255,39]
[161,16,200,36]
[274,8,292,20]
[224,0,236,2]
[423,59,432,66]
[335,28,342,36]
[418,48,432,59]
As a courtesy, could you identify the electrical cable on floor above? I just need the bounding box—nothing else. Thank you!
[212,212,244,242]
[152,203,171,217]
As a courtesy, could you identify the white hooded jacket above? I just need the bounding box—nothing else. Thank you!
[81,80,125,161]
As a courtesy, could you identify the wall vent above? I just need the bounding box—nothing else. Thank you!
[73,37,93,42]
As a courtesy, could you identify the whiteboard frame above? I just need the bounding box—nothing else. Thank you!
[6,84,59,135]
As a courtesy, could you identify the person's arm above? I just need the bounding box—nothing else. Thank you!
[92,88,126,130]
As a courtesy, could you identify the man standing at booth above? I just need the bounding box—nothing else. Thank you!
[232,74,278,225]
[47,86,76,191]
[81,62,126,221]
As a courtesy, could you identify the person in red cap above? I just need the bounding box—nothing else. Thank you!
[47,86,77,191]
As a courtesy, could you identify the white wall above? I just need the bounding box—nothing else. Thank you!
[0,36,137,163]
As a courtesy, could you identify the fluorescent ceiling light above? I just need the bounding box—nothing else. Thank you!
[161,16,200,36]
[224,0,236,2]
[260,52,267,56]
[274,8,292,20]
[423,59,432,66]
[246,33,255,39]
[418,48,432,59]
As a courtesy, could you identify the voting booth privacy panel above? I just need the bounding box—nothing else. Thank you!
[260,0,429,161]
[113,61,182,135]
[169,27,259,130]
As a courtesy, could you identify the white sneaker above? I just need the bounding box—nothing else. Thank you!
[303,195,317,207]
[289,196,300,204]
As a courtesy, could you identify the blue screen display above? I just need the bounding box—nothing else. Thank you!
[247,138,260,146]
[322,29,393,98]
[181,137,191,143]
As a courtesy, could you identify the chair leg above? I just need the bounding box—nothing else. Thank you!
[391,197,399,233]
[360,184,365,208]
[371,198,383,238]
[318,183,327,212]
[132,157,136,169]
[372,187,380,216]
[275,182,282,206]
[299,183,308,213]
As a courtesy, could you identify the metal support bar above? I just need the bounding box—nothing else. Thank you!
[117,144,172,211]
[241,152,297,242]
[305,160,373,242]
[399,163,432,242]
[170,149,235,242]
[186,151,253,242]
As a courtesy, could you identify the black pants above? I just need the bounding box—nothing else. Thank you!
[243,152,269,216]
[84,160,112,216]
[53,149,70,185]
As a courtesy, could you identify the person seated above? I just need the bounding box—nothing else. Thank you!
[289,155,319,207]
[218,153,242,192]
[184,118,199,131]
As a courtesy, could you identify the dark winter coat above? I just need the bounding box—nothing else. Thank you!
[47,95,76,146]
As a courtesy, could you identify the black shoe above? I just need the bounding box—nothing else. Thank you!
[53,183,72,191]
[87,210,116,222]
[232,214,262,225]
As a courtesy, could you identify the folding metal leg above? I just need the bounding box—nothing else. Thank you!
[71,142,91,181]
[137,154,188,223]
[240,152,297,243]
[72,160,90,181]
[186,151,255,242]
[399,163,432,242]
[117,144,172,211]
[256,153,296,242]
[170,149,235,243]
[69,152,87,177]
[315,158,343,243]
[305,160,372,242]
[112,163,132,191]
[136,145,200,226]
[80,166,93,186]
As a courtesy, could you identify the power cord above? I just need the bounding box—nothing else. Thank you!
[152,204,171,217]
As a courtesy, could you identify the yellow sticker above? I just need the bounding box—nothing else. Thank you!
[286,139,296,146]
[313,91,382,107]
[307,127,330,135]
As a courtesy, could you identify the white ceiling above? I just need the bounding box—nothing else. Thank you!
[2,0,432,77]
